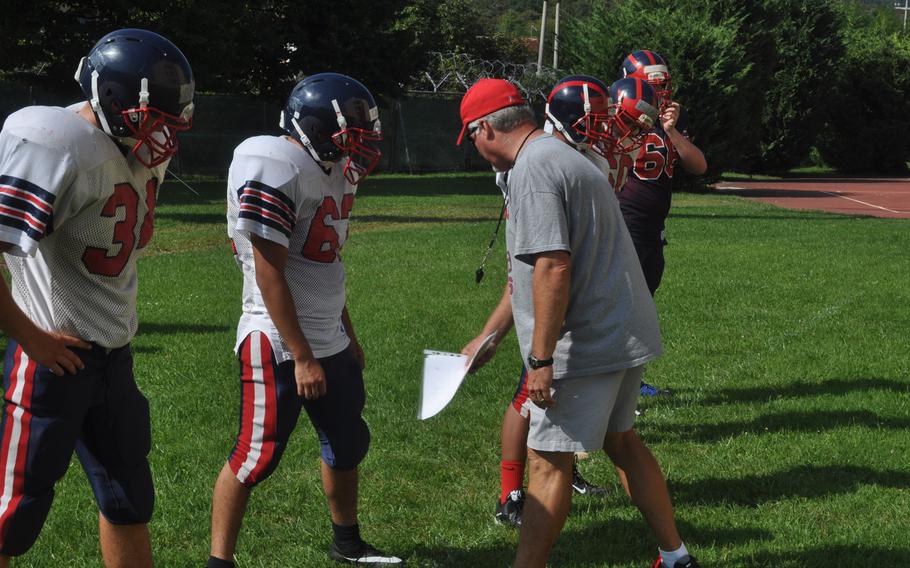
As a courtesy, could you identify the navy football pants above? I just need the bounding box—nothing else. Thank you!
[0,341,153,556]
[228,331,370,487]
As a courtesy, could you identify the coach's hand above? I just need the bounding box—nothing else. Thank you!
[660,101,680,132]
[295,357,327,399]
[462,334,498,374]
[527,366,555,408]
[22,329,91,376]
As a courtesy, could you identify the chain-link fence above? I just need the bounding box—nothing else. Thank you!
[1,52,556,175]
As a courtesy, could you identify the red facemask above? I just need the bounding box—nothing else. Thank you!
[332,127,383,185]
[121,106,193,168]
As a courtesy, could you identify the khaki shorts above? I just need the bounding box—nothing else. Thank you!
[526,365,643,453]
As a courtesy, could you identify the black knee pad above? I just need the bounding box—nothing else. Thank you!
[321,418,370,470]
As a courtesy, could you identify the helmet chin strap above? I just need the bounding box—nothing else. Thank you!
[544,104,573,145]
[284,101,354,172]
[88,69,114,136]
[331,99,348,146]
[289,112,327,165]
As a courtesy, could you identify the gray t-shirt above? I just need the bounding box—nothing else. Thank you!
[505,134,662,379]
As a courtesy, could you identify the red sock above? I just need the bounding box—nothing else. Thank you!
[500,460,525,504]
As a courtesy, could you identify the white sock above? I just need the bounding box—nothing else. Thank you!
[659,543,689,567]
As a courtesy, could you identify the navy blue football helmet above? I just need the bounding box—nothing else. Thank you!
[608,77,659,154]
[75,28,194,168]
[279,73,382,184]
[545,75,613,152]
[621,50,672,107]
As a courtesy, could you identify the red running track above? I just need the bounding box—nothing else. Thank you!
[713,178,910,219]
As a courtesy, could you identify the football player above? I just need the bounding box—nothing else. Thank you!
[619,50,707,302]
[0,29,193,567]
[207,73,400,568]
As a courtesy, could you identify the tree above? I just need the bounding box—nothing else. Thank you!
[817,2,910,174]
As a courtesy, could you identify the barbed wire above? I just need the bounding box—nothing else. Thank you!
[406,52,563,102]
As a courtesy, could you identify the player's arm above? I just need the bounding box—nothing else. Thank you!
[0,243,90,375]
[462,282,514,372]
[249,234,325,399]
[526,250,571,408]
[341,304,364,370]
[661,102,707,175]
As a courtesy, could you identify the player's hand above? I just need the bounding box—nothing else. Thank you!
[461,334,498,374]
[295,357,327,400]
[527,366,555,408]
[660,101,680,132]
[20,330,91,376]
[349,339,365,371]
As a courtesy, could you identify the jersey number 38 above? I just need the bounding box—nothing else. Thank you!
[82,178,157,277]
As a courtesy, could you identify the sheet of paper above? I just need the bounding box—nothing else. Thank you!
[418,332,497,420]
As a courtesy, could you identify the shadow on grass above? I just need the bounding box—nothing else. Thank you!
[669,465,910,508]
[735,544,910,568]
[131,345,162,355]
[647,410,910,443]
[409,518,770,567]
[700,377,909,406]
[138,322,231,335]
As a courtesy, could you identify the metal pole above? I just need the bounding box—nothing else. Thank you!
[537,1,547,75]
[553,2,560,69]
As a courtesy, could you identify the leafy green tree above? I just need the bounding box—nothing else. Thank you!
[817,2,910,173]
[0,0,421,99]
[746,0,845,173]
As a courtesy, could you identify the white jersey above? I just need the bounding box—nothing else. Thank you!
[586,148,639,193]
[227,135,355,362]
[0,105,167,348]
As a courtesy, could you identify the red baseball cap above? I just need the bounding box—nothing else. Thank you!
[456,79,527,145]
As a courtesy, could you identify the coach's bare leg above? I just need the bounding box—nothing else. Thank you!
[322,462,358,525]
[210,463,252,561]
[99,515,151,568]
[502,405,530,463]
[514,449,573,568]
[604,430,682,551]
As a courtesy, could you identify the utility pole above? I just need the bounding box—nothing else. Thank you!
[553,2,560,69]
[898,0,909,33]
[537,1,547,75]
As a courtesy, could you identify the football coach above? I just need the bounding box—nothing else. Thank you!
[458,79,698,568]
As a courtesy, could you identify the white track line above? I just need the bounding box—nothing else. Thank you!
[820,190,907,214]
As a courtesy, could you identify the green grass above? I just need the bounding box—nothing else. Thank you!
[2,175,909,567]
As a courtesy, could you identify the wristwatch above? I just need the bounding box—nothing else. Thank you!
[527,354,554,370]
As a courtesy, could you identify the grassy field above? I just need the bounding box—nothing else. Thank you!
[1,174,909,567]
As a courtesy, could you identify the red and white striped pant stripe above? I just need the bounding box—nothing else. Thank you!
[0,346,36,548]
[229,332,278,486]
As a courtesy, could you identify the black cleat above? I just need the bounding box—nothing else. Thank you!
[494,489,525,527]
[330,541,402,565]
[572,456,608,496]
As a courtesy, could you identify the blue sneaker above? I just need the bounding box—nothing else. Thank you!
[640,381,672,397]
